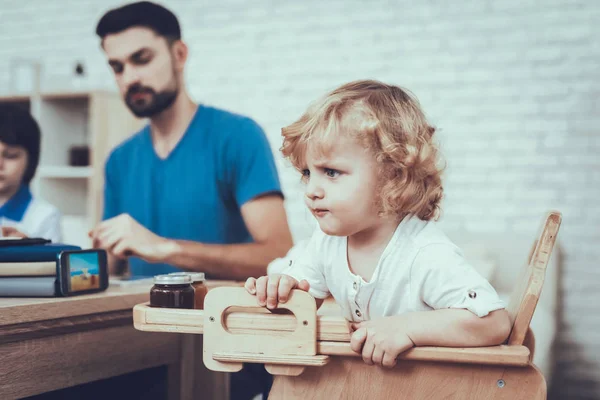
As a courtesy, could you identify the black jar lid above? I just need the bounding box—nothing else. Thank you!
[153,274,192,285]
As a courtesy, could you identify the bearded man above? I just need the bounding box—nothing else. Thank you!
[90,2,293,284]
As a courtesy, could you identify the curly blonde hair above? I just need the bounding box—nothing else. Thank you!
[281,79,444,221]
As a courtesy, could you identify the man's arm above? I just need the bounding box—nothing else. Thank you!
[160,194,293,280]
[90,195,293,280]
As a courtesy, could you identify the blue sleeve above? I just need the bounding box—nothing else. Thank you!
[226,119,283,207]
[102,151,120,220]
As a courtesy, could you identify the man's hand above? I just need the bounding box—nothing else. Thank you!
[89,214,172,263]
[1,226,27,238]
[350,316,415,368]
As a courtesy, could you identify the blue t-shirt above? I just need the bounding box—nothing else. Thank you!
[103,105,283,277]
[0,184,33,221]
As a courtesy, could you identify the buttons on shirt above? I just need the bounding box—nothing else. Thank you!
[349,277,367,321]
[468,290,477,299]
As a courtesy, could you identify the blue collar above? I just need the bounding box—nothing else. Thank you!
[0,185,33,222]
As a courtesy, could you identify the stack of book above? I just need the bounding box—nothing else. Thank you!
[0,242,80,297]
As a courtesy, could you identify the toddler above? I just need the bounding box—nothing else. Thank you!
[247,80,510,368]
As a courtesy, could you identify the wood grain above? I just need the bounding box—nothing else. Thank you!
[507,211,561,345]
[134,303,351,341]
[318,342,530,366]
[203,287,318,373]
[0,309,132,344]
[0,325,180,399]
[0,282,150,326]
[265,365,307,376]
[213,352,329,367]
[134,302,530,367]
[0,279,240,326]
[269,357,546,400]
[1,280,240,400]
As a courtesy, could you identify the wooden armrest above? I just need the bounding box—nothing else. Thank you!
[318,341,530,366]
[134,303,530,367]
[133,303,205,334]
[134,303,349,340]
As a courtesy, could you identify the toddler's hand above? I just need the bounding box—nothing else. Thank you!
[244,274,310,310]
[350,316,415,368]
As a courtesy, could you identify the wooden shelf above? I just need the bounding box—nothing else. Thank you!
[0,94,30,103]
[39,90,92,100]
[0,88,142,233]
[37,166,92,179]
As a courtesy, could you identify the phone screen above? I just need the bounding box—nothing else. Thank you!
[67,251,102,292]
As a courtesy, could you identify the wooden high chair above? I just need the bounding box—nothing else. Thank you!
[133,211,561,400]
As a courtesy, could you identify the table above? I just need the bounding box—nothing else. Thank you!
[0,279,234,400]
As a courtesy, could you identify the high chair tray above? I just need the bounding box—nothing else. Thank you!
[133,303,530,367]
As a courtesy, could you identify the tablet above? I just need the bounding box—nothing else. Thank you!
[0,237,52,247]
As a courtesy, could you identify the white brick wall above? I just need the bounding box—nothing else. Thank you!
[1,0,599,398]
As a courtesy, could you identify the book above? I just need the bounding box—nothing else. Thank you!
[0,261,57,277]
[0,244,80,263]
[0,276,57,297]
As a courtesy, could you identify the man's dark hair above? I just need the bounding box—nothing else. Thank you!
[0,104,41,184]
[96,1,181,43]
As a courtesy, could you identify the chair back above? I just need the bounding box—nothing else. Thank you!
[506,211,562,345]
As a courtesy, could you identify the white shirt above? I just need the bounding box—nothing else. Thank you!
[274,215,505,322]
[0,197,62,243]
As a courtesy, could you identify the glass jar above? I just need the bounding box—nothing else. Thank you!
[190,273,207,309]
[150,274,194,309]
[169,272,207,309]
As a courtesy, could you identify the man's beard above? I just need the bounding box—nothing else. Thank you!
[125,82,178,118]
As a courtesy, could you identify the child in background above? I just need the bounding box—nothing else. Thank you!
[247,80,510,368]
[0,104,61,242]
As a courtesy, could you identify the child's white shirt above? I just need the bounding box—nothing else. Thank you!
[275,215,505,322]
[0,197,62,243]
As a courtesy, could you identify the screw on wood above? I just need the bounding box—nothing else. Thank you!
[497,379,505,388]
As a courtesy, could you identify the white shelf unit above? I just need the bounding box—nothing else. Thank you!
[0,90,141,248]
[37,166,93,179]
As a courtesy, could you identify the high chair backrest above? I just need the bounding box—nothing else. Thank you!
[506,211,562,346]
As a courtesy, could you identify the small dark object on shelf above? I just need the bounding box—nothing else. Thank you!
[69,145,90,166]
